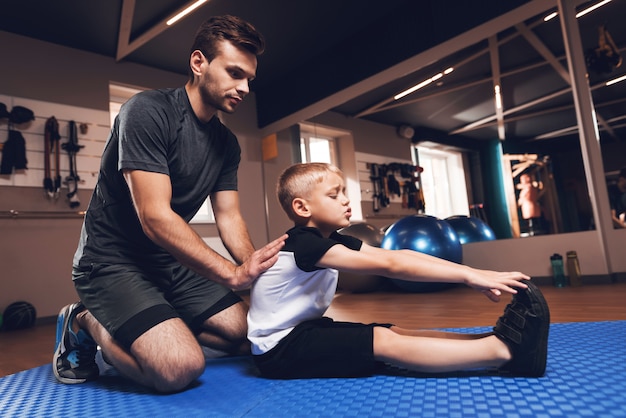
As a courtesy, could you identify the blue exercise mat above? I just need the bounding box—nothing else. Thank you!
[1,321,624,417]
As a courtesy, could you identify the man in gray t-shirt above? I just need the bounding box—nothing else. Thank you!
[53,15,286,393]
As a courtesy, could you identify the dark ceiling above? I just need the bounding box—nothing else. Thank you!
[1,0,625,149]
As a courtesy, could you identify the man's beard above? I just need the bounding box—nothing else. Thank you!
[198,82,235,115]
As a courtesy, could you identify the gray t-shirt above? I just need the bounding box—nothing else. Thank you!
[73,87,240,268]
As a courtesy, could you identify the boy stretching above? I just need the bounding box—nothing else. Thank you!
[247,163,549,379]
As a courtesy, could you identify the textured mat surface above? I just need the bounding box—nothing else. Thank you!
[1,321,624,417]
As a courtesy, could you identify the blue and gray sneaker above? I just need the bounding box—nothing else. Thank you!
[52,302,99,384]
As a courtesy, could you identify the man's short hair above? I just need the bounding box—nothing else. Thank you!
[189,15,265,78]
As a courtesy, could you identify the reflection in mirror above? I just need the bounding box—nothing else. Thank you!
[606,167,626,229]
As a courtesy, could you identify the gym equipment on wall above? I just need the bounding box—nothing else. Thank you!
[62,120,84,208]
[44,116,62,198]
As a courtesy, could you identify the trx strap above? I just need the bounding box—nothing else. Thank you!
[370,163,382,212]
[62,120,84,208]
[43,116,61,198]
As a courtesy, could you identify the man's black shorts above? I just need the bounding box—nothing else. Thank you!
[73,262,241,350]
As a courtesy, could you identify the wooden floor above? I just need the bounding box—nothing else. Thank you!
[1,281,625,378]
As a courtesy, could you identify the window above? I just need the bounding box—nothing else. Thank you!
[413,145,469,219]
[190,199,215,223]
[109,83,214,223]
[300,132,336,164]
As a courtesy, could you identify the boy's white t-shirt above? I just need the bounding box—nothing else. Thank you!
[247,226,362,355]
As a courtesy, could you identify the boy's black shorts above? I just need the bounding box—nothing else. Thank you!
[253,317,393,379]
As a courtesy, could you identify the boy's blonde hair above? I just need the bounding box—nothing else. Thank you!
[277,163,343,221]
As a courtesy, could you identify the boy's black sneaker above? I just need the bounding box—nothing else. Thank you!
[494,280,550,377]
[53,302,100,384]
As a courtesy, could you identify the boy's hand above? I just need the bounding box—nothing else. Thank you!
[467,270,530,302]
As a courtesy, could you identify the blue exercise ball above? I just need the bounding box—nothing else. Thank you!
[337,223,386,293]
[381,215,461,292]
[445,215,496,244]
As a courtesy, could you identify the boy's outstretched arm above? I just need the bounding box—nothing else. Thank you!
[318,243,529,302]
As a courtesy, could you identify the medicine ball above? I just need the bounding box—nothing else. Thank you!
[2,301,37,331]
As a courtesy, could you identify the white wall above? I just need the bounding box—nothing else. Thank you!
[462,231,612,278]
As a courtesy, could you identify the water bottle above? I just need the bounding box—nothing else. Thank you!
[550,253,567,287]
[566,250,583,287]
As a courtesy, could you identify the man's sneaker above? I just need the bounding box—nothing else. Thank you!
[494,280,550,377]
[53,302,99,384]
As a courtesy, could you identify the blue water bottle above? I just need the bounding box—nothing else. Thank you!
[550,253,567,287]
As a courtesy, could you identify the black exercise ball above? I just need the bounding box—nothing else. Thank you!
[2,301,37,331]
[339,222,384,246]
[337,222,386,293]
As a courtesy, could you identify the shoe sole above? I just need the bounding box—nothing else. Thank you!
[52,303,88,384]
[521,281,550,376]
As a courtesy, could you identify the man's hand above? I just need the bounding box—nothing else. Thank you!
[230,234,288,290]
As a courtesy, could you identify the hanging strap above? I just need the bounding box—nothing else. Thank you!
[44,116,61,198]
[62,121,84,208]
